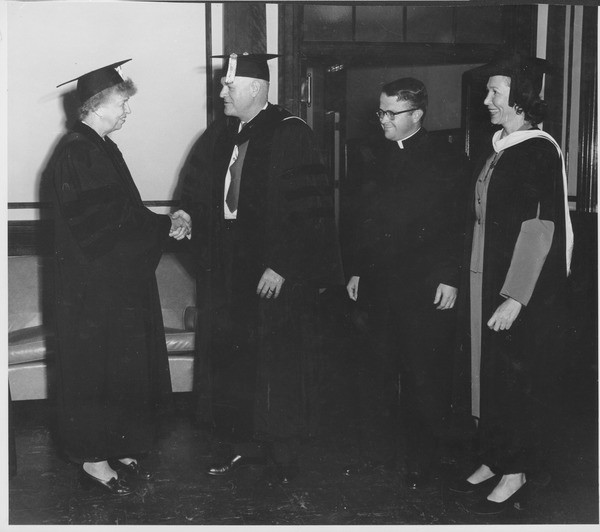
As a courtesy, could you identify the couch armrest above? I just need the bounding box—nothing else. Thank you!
[184,306,198,331]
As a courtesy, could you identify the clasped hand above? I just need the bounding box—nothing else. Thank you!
[169,210,192,240]
[257,268,285,299]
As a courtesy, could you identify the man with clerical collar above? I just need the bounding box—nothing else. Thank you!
[345,77,468,489]
[179,53,343,484]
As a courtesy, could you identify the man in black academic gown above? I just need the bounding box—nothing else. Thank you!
[346,78,468,489]
[179,53,343,483]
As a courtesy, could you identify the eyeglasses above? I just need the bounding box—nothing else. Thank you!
[376,108,418,121]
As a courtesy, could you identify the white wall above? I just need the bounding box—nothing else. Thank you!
[7,0,207,220]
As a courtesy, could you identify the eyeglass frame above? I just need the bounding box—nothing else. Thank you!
[375,108,419,121]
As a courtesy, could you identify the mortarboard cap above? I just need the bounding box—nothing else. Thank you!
[472,50,551,106]
[57,59,132,103]
[213,53,278,83]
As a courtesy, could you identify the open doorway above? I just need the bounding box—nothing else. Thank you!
[300,57,485,266]
[284,2,534,262]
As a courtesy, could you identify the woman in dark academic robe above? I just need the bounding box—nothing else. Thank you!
[49,60,189,495]
[450,51,574,514]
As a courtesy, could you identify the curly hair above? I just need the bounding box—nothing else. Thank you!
[78,79,137,120]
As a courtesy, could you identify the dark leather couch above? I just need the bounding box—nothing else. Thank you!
[8,253,197,400]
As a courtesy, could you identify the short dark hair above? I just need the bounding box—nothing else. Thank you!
[381,77,428,117]
[78,79,137,120]
[506,76,548,125]
[476,50,549,125]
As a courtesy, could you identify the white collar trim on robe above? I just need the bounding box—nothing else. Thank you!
[492,128,574,276]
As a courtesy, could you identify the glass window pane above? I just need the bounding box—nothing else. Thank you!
[303,6,353,41]
[406,7,454,43]
[455,7,504,44]
[355,6,404,42]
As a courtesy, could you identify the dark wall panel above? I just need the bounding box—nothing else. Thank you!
[577,6,598,213]
[223,2,266,53]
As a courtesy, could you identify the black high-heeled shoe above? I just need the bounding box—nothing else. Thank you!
[470,481,529,515]
[80,468,134,496]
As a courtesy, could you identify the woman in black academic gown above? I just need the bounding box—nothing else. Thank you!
[50,60,189,494]
[450,51,574,514]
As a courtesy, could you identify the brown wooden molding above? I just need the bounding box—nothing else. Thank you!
[8,202,51,209]
[300,42,501,69]
[8,220,53,257]
[140,200,179,208]
[8,200,178,209]
[8,216,189,257]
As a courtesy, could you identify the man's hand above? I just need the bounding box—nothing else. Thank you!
[257,268,285,299]
[347,276,360,301]
[434,283,457,310]
[169,210,192,240]
[487,297,522,331]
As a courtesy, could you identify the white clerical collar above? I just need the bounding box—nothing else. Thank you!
[396,127,421,149]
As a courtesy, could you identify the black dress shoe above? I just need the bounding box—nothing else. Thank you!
[206,454,266,476]
[80,469,133,496]
[448,475,497,494]
[112,460,154,481]
[470,482,529,515]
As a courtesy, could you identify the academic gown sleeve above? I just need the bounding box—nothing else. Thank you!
[498,138,564,306]
[53,138,171,280]
[179,119,232,269]
[500,218,554,306]
[263,118,343,286]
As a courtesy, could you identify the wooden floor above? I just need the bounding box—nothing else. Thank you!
[8,290,599,526]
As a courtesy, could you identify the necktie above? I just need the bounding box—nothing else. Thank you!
[226,140,249,213]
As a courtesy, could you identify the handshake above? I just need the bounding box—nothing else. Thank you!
[168,210,192,240]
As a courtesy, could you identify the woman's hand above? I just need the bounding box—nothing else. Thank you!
[487,297,522,331]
